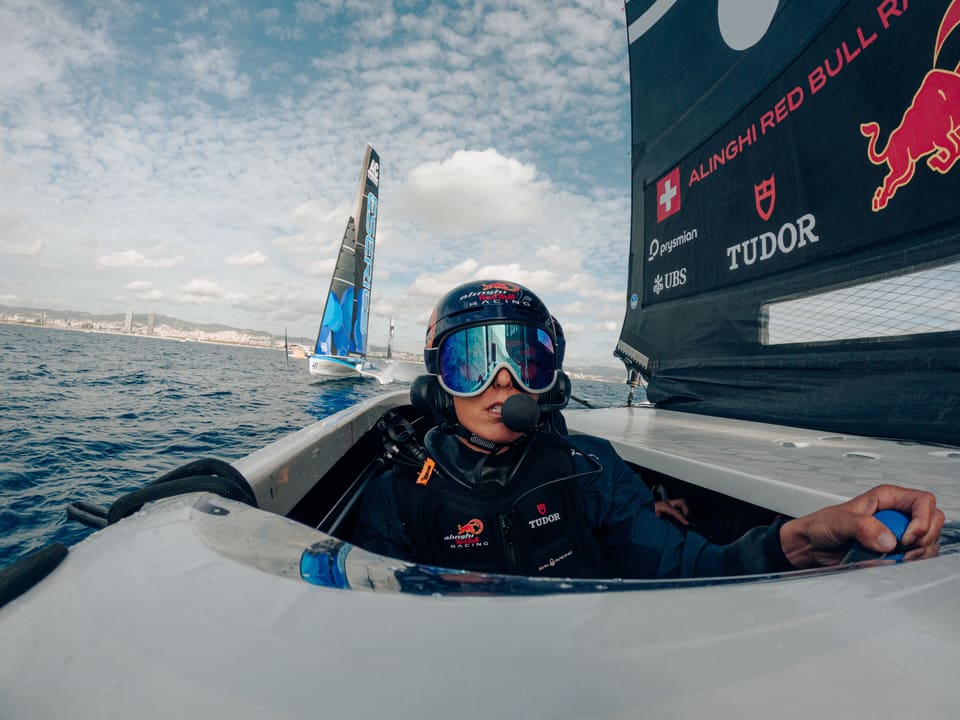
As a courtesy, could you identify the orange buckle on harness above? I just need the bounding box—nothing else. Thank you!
[416,458,436,486]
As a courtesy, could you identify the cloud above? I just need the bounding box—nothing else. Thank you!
[306,258,337,277]
[0,208,45,256]
[536,244,583,271]
[177,38,251,99]
[472,264,555,290]
[410,259,481,297]
[395,149,550,234]
[96,250,185,269]
[126,280,163,300]
[0,237,45,257]
[226,250,267,267]
[177,277,225,304]
[0,2,113,98]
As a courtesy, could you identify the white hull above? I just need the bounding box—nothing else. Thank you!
[2,391,959,718]
[307,354,364,377]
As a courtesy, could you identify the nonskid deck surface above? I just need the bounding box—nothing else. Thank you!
[564,405,960,519]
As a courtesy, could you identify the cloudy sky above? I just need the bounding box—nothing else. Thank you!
[1,0,631,366]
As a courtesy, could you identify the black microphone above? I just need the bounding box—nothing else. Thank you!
[501,394,541,433]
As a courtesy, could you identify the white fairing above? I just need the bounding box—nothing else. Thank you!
[2,492,960,719]
[2,393,960,718]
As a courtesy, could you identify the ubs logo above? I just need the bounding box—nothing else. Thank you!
[652,269,688,295]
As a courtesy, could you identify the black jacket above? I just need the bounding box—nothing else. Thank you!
[353,428,792,579]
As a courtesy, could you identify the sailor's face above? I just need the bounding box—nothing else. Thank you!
[453,367,527,448]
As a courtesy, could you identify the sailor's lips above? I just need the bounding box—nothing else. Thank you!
[485,403,503,416]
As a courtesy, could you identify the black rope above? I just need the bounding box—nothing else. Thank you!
[107,473,257,525]
[67,457,257,529]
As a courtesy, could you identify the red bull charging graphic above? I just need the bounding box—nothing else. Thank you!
[861,0,960,211]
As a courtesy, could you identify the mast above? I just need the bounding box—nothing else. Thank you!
[386,316,395,360]
[348,144,380,359]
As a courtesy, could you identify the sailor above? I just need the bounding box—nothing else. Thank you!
[353,280,944,578]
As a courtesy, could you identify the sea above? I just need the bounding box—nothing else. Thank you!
[0,323,637,570]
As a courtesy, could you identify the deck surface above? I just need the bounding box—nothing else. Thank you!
[564,405,960,518]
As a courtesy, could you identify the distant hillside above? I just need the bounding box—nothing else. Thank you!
[0,304,315,345]
[566,363,625,381]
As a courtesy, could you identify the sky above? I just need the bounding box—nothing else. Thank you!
[0,0,632,366]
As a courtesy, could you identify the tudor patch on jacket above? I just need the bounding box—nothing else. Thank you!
[527,502,561,529]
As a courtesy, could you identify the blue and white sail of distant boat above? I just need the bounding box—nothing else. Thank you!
[309,144,380,378]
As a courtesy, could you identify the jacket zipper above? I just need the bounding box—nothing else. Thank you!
[499,514,520,572]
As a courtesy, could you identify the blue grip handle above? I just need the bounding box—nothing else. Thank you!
[842,509,910,564]
[873,509,909,542]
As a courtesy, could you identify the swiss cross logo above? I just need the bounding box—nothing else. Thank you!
[656,167,681,222]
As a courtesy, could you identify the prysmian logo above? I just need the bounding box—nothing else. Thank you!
[648,228,698,261]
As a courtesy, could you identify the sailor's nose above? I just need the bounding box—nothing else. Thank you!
[492,367,514,388]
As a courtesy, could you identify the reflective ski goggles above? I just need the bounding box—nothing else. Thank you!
[436,323,558,397]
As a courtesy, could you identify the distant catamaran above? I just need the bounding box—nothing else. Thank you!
[309,145,380,378]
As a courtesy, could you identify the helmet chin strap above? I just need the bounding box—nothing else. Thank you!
[447,423,526,454]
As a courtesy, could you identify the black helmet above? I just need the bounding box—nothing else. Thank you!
[413,280,569,429]
[423,279,562,373]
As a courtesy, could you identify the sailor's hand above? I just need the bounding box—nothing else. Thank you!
[779,484,944,568]
[655,498,690,526]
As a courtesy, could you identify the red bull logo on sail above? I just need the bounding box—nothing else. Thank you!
[861,0,960,211]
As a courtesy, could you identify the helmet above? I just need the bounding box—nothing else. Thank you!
[425,280,556,351]
[423,280,562,397]
[413,280,570,427]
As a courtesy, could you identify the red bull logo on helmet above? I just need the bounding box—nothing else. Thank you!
[861,0,960,211]
[481,282,519,292]
[457,281,525,306]
[477,281,521,303]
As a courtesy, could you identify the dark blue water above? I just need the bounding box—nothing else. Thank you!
[0,323,635,570]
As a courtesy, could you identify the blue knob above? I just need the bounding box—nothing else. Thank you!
[842,509,910,564]
[873,509,909,542]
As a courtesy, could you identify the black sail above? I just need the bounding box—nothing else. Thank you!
[618,0,960,444]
